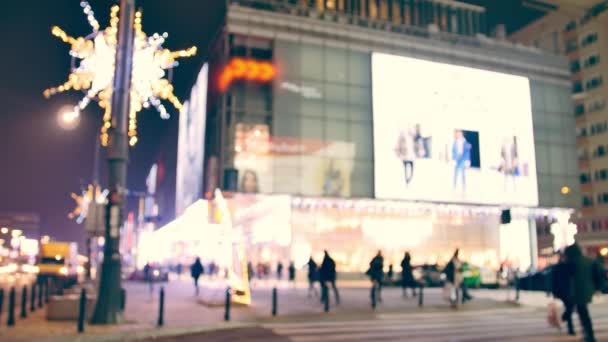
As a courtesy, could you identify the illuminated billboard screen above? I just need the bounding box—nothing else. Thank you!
[372,53,538,206]
[176,63,208,215]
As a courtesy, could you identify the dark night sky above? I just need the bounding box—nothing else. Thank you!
[0,0,544,248]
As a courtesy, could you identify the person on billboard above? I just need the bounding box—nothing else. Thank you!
[401,252,417,298]
[240,169,259,193]
[452,130,471,191]
[320,250,340,305]
[190,257,204,296]
[323,160,344,196]
[395,128,416,186]
[367,251,385,303]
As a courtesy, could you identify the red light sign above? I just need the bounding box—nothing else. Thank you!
[218,58,276,91]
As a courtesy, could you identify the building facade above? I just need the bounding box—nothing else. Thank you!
[511,2,608,257]
[176,0,579,272]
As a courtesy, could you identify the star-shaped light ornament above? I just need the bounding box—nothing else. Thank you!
[44,1,197,146]
[68,184,109,224]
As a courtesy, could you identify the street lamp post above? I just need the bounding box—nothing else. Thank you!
[90,0,135,325]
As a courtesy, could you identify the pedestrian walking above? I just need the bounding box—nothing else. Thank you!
[143,262,154,297]
[320,251,340,305]
[401,252,417,297]
[443,249,462,306]
[277,262,284,280]
[563,244,597,342]
[190,257,204,296]
[387,264,394,284]
[367,251,384,303]
[551,251,574,334]
[307,257,319,298]
[288,261,296,283]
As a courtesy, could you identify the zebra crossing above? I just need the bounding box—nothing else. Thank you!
[264,305,608,341]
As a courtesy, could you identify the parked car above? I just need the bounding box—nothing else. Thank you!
[413,264,444,287]
[128,265,169,282]
[461,262,481,288]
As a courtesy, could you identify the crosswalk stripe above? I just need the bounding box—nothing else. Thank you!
[266,306,608,341]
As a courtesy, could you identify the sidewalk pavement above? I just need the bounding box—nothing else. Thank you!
[0,279,583,342]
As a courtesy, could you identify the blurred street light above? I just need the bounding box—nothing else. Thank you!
[0,227,8,234]
[57,107,80,130]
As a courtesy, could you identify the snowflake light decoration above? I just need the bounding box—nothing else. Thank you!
[68,184,108,224]
[44,1,197,146]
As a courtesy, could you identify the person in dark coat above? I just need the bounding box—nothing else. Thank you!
[401,252,417,297]
[320,250,340,305]
[387,264,394,283]
[368,251,384,303]
[307,257,319,298]
[551,252,575,335]
[143,262,154,297]
[277,262,284,280]
[190,257,204,295]
[288,261,296,283]
[564,244,597,342]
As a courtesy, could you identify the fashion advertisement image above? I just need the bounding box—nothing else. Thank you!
[373,53,538,206]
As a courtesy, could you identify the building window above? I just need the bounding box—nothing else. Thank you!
[587,97,606,113]
[580,173,592,184]
[570,60,581,73]
[585,75,603,90]
[573,80,584,94]
[594,145,607,158]
[564,20,576,32]
[566,38,578,53]
[590,121,608,136]
[575,103,585,116]
[577,126,588,137]
[583,195,594,207]
[584,54,600,68]
[581,32,598,47]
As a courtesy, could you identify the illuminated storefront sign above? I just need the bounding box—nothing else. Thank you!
[218,58,276,91]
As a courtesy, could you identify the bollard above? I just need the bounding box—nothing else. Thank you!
[418,284,424,307]
[515,276,520,301]
[37,282,43,308]
[224,288,231,321]
[322,284,329,313]
[20,285,27,319]
[0,289,4,319]
[77,288,86,333]
[30,284,36,312]
[157,287,165,327]
[272,287,278,316]
[7,287,15,327]
[120,288,126,312]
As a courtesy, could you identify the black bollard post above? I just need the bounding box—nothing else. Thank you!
[7,288,15,327]
[157,287,165,327]
[38,282,43,308]
[272,287,278,316]
[515,276,520,301]
[418,284,424,307]
[30,285,36,312]
[0,289,4,319]
[224,287,231,321]
[77,288,86,333]
[120,288,126,312]
[20,285,27,319]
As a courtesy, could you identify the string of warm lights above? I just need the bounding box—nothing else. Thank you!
[44,1,197,146]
